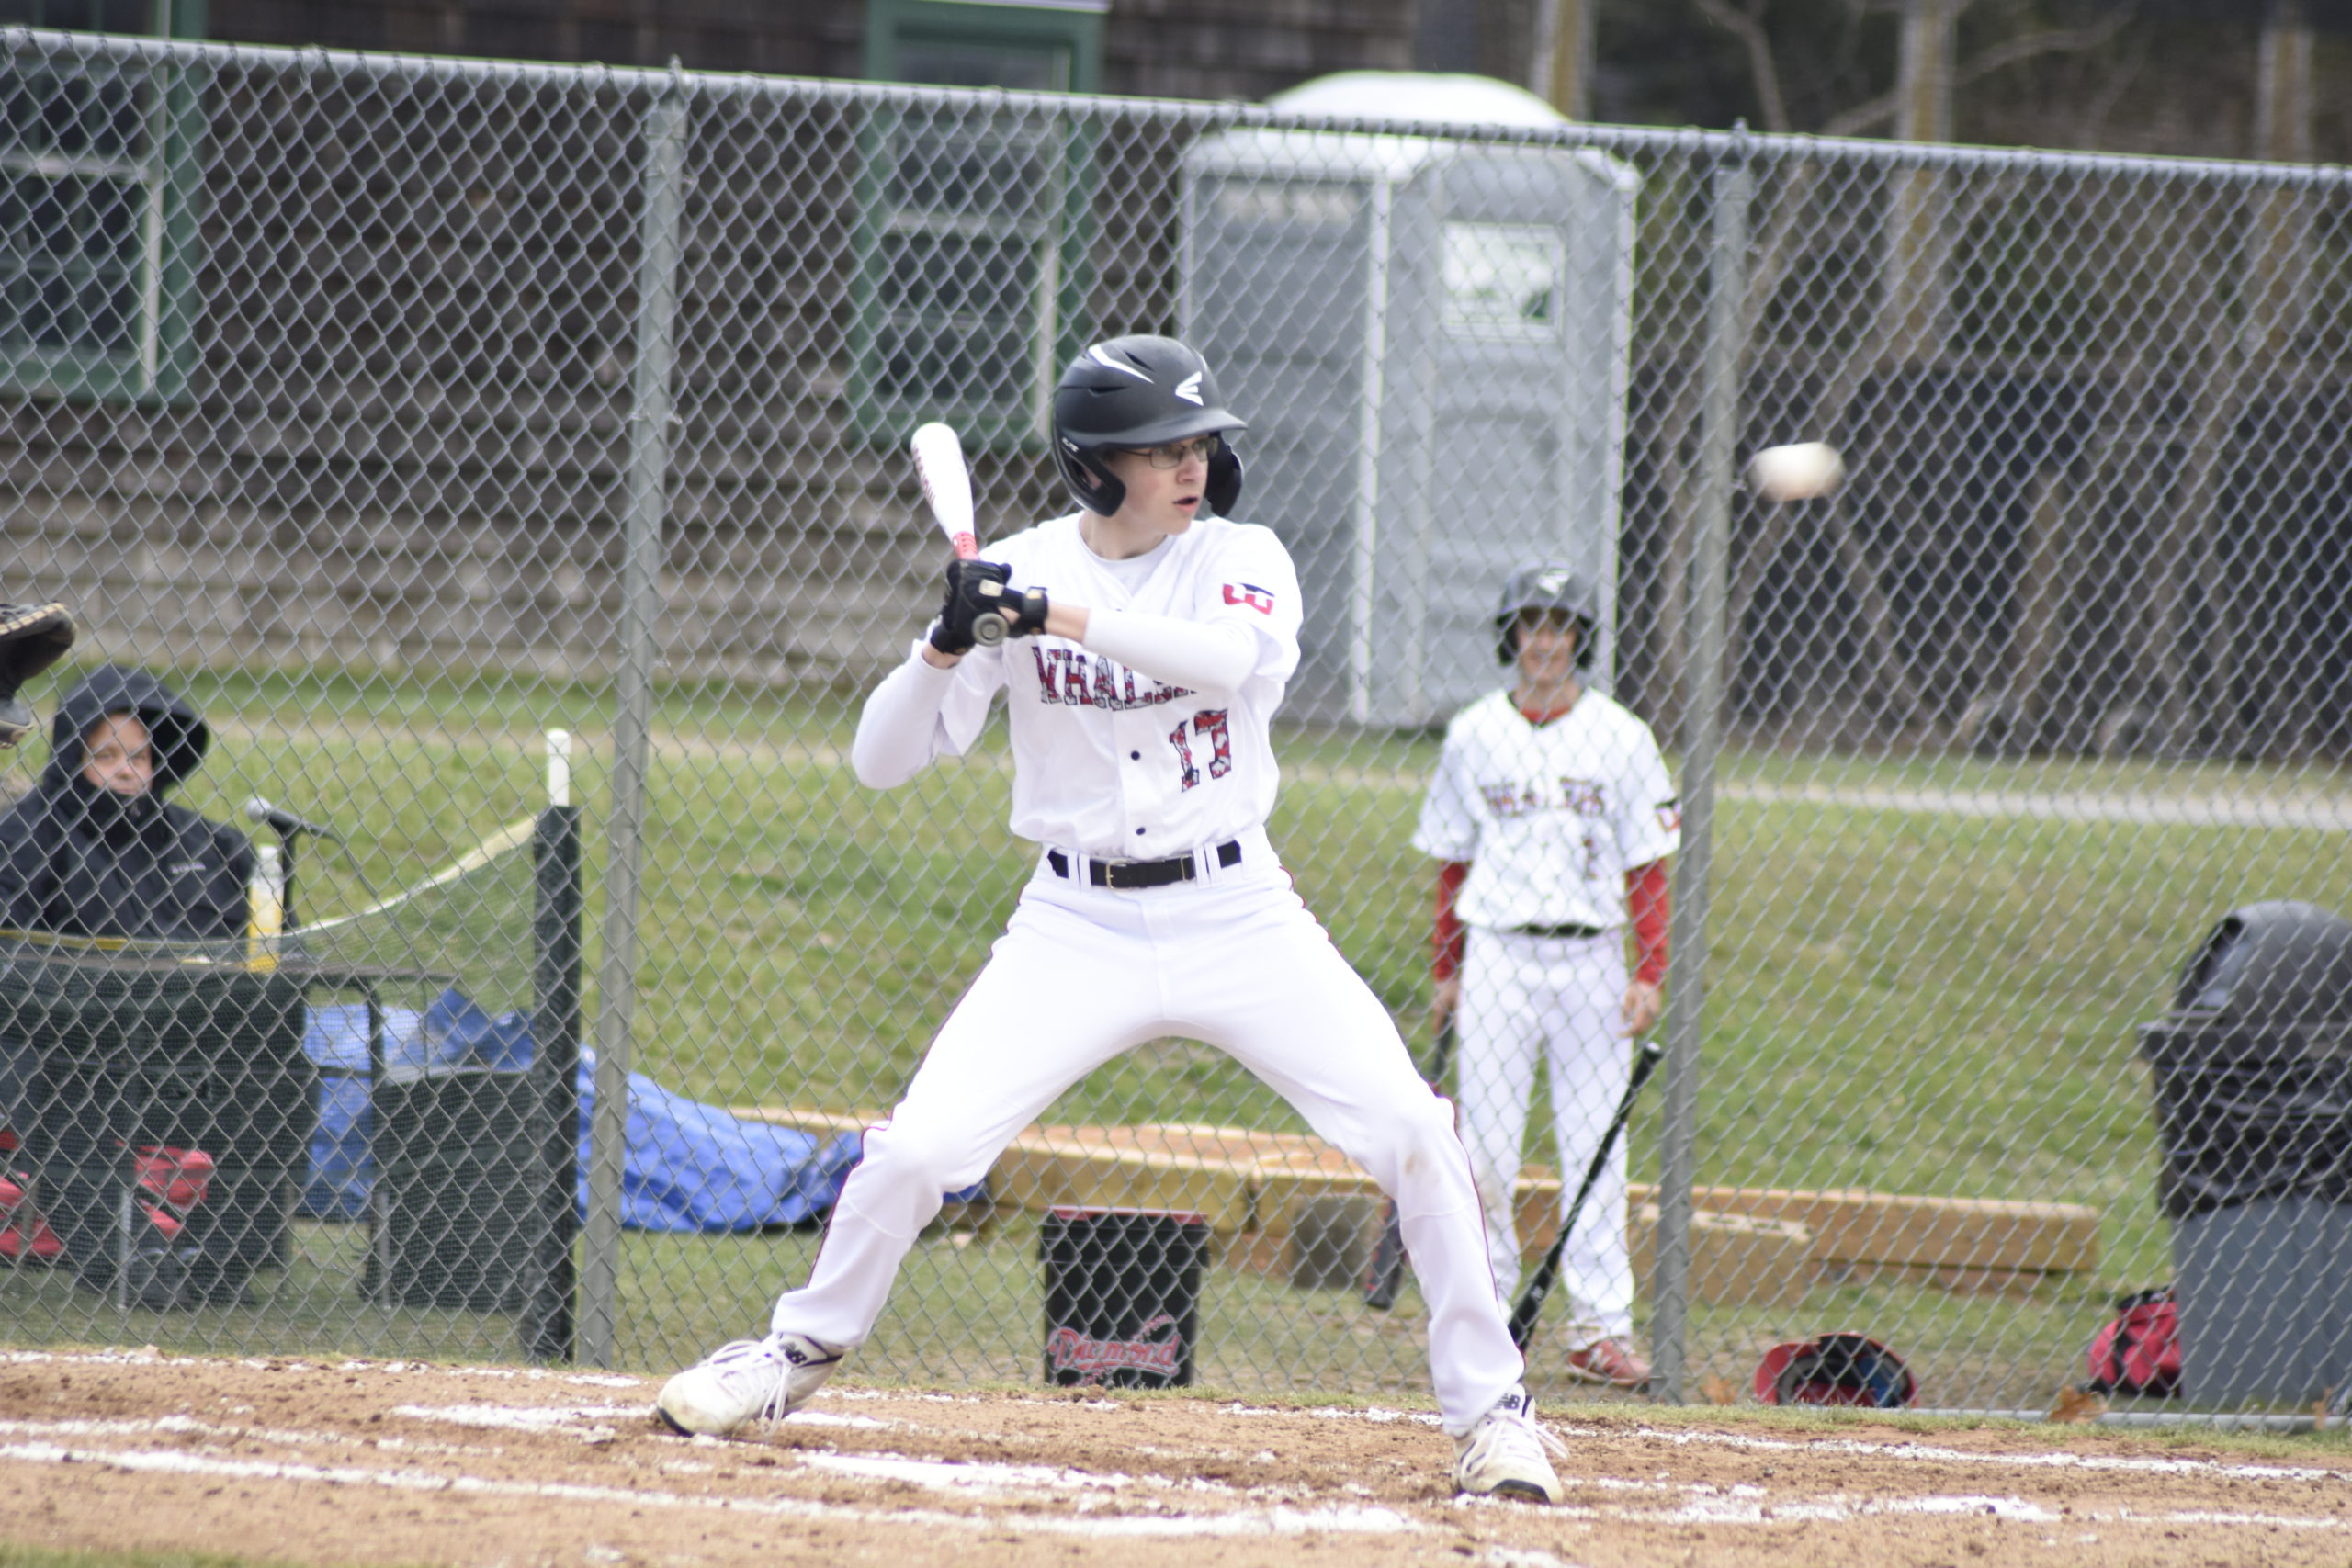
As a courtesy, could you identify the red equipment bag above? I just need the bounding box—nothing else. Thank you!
[0,1169,63,1260]
[0,1141,215,1261]
[2084,1287,2181,1397]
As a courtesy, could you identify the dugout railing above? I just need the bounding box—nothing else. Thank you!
[2,27,2350,1420]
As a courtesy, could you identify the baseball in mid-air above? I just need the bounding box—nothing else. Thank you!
[1747,442,1845,502]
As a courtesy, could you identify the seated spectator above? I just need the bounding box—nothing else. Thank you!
[0,667,258,1157]
[0,667,294,1316]
[0,665,254,943]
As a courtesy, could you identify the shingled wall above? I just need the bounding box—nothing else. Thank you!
[3,6,1414,688]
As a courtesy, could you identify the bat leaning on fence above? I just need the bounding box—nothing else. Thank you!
[1505,1038,1666,1351]
[1362,1016,1453,1310]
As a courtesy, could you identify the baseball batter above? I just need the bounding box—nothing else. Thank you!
[657,335,1563,1503]
[1414,567,1679,1390]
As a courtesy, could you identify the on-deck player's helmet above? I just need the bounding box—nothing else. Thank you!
[1050,335,1247,518]
[1494,564,1599,667]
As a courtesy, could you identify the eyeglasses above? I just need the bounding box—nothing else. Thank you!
[1124,434,1223,469]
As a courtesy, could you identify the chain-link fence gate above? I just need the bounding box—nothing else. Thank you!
[4,28,2350,1419]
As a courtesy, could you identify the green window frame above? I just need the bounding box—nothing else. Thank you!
[853,0,1102,449]
[0,0,206,404]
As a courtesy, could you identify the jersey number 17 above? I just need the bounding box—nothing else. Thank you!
[1167,708,1232,792]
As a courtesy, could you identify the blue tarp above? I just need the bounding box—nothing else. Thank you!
[299,988,870,1233]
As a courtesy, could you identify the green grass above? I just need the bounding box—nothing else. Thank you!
[6,664,2347,1412]
[0,1549,339,1568]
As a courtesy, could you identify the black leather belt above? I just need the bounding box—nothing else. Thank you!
[1516,922,1606,939]
[1048,840,1242,890]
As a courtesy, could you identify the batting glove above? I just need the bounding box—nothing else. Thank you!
[1000,586,1049,637]
[929,559,1011,656]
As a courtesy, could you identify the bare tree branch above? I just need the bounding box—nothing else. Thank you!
[2064,32,2146,145]
[1821,88,1905,139]
[1956,1,2139,87]
[1693,0,1791,132]
[1774,0,2138,140]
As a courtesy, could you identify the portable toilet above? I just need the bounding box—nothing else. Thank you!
[1181,73,1640,727]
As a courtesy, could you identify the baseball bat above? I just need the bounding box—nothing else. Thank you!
[1363,1016,1455,1310]
[1505,1039,1665,1352]
[909,422,1006,648]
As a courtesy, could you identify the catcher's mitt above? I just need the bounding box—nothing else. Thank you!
[0,600,75,748]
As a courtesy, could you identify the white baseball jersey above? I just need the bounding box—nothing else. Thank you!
[1413,688,1679,931]
[910,513,1302,860]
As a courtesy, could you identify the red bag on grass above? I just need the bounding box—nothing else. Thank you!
[2084,1287,2180,1397]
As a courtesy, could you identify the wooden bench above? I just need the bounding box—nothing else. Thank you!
[735,1109,2099,1298]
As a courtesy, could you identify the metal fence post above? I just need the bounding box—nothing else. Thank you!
[522,730,584,1364]
[1649,149,1752,1405]
[582,75,689,1368]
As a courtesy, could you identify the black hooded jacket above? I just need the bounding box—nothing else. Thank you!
[0,666,254,942]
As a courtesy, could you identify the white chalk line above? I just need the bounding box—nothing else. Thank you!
[797,1450,1324,1509]
[3,1437,2339,1539]
[1479,1551,1589,1568]
[5,1410,2352,1541]
[385,1404,644,1440]
[0,1439,1418,1540]
[1558,1494,2345,1530]
[0,1392,1400,1537]
[1568,1422,2352,1486]
[1227,1398,2350,1489]
[13,1349,2345,1495]
[9,1353,2350,1538]
[0,1412,496,1459]
[802,1451,1138,1495]
[763,1409,893,1430]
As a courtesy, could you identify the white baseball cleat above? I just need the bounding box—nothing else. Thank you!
[1452,1384,1566,1504]
[654,1332,847,1437]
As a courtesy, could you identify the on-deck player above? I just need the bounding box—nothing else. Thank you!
[657,334,1565,1503]
[1414,567,1679,1391]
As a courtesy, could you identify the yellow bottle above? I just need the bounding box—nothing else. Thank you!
[246,843,283,972]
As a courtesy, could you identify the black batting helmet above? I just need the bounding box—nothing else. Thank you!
[1050,335,1246,517]
[1494,565,1599,667]
[0,599,74,747]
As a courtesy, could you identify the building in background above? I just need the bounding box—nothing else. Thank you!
[194,0,1419,104]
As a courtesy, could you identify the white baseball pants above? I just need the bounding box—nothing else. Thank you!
[767,831,1526,1435]
[1456,925,1636,1344]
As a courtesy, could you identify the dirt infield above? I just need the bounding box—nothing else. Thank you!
[4,1349,2350,1568]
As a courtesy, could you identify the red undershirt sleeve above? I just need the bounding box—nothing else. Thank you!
[1626,859,1670,987]
[1433,860,1469,983]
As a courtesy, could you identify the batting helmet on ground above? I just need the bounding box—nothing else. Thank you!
[1050,335,1246,519]
[0,600,75,748]
[1494,565,1599,667]
[1753,1333,1917,1408]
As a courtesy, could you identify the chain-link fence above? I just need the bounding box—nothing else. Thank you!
[4,28,2350,1419]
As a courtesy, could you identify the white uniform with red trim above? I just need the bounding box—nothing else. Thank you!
[769,512,1526,1436]
[1413,689,1679,1342]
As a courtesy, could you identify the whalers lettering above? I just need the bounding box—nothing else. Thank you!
[1044,1312,1185,1383]
[1030,647,1194,712]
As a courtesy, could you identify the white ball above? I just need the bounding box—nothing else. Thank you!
[1747,442,1845,502]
